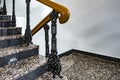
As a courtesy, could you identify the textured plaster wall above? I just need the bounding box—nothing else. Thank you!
[5,0,120,58]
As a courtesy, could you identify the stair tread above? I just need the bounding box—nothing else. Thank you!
[0,15,11,16]
[0,44,39,57]
[0,34,22,41]
[0,55,44,80]
[0,20,11,22]
[0,27,21,29]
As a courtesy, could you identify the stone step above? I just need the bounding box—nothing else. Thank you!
[0,44,39,67]
[0,20,11,27]
[0,27,21,36]
[0,35,23,48]
[0,55,46,80]
[0,15,11,20]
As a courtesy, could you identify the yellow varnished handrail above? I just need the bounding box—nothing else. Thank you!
[32,0,70,36]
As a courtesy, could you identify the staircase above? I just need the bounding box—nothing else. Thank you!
[0,0,42,79]
[0,0,70,79]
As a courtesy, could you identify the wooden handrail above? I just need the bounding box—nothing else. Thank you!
[32,0,70,36]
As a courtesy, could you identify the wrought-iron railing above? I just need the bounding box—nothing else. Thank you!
[31,1,70,78]
[0,0,70,78]
[0,0,16,26]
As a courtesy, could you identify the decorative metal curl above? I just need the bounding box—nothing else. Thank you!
[47,53,62,78]
[47,10,62,79]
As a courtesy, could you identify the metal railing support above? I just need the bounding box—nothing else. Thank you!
[47,10,62,79]
[24,0,32,45]
[44,24,50,58]
[11,0,16,27]
[3,0,7,15]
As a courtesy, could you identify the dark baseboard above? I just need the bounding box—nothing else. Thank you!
[59,49,120,63]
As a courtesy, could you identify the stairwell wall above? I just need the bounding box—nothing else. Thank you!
[6,0,120,58]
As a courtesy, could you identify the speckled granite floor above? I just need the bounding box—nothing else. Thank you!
[0,52,120,80]
[37,52,120,80]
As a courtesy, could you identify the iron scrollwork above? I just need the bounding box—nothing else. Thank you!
[47,10,62,79]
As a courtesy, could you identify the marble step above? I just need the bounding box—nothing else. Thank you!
[0,44,39,67]
[0,55,46,80]
[0,27,21,36]
[0,35,23,48]
[0,15,11,20]
[0,20,11,27]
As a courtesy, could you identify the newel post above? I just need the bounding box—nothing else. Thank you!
[24,0,32,45]
[47,10,62,79]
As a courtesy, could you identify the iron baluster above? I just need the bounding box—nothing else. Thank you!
[51,11,57,55]
[47,10,62,78]
[3,0,7,15]
[0,0,2,14]
[44,24,50,58]
[24,0,32,45]
[11,0,16,27]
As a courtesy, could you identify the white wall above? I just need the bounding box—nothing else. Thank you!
[6,0,120,58]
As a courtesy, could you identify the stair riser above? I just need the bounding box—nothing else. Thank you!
[0,21,11,27]
[0,38,23,48]
[0,15,11,20]
[0,47,39,67]
[0,28,21,36]
[16,65,47,80]
[0,9,2,14]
